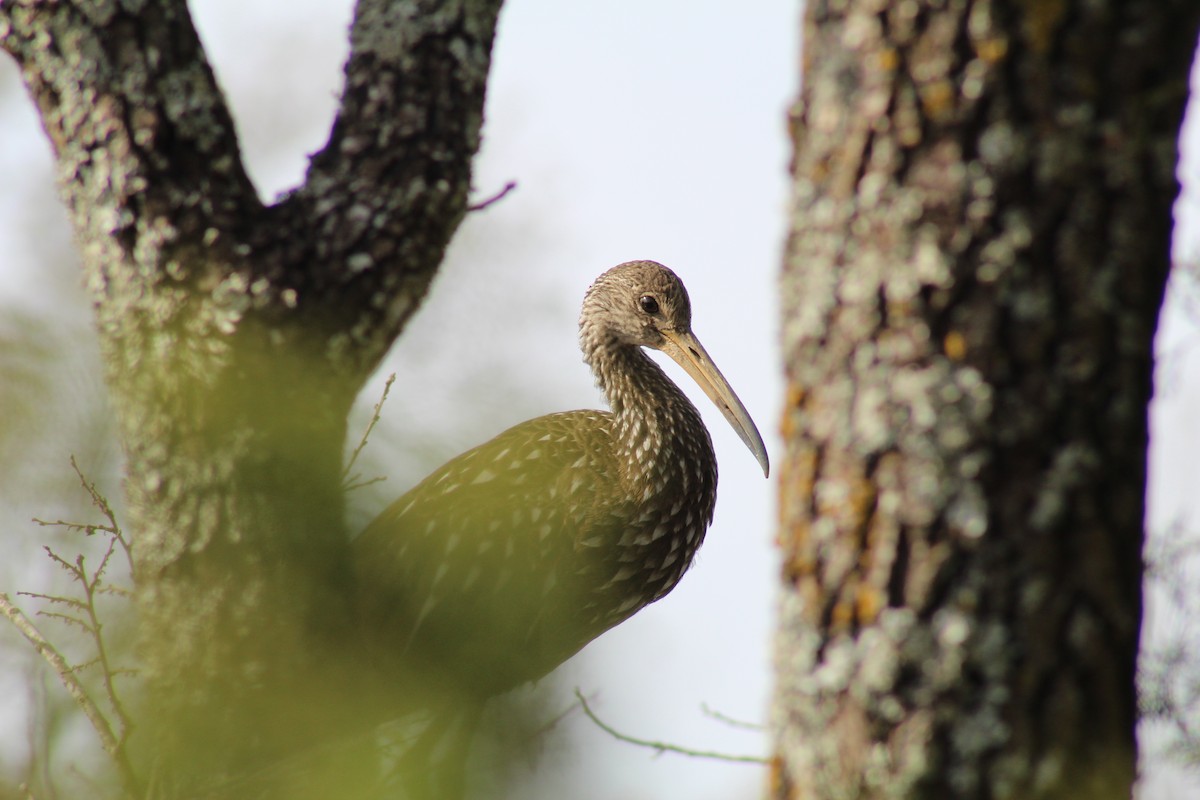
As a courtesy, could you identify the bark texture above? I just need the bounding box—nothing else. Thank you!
[774,2,1199,799]
[1,0,501,794]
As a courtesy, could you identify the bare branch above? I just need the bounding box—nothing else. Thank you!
[69,657,104,675]
[40,546,80,577]
[75,547,136,747]
[32,518,117,536]
[700,702,765,732]
[30,611,93,636]
[343,474,390,493]
[529,693,587,741]
[13,458,139,792]
[69,456,132,573]
[467,180,518,212]
[21,591,89,613]
[343,373,396,489]
[0,593,138,791]
[32,456,132,574]
[573,689,767,765]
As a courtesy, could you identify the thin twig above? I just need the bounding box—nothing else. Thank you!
[0,593,138,790]
[33,457,132,575]
[467,180,517,211]
[343,373,396,488]
[28,609,91,634]
[76,544,136,746]
[14,457,140,794]
[530,692,589,741]
[343,473,390,493]
[700,702,765,732]
[70,456,133,574]
[30,545,136,750]
[32,518,116,535]
[573,689,767,765]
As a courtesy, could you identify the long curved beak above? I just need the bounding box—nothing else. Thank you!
[659,329,770,477]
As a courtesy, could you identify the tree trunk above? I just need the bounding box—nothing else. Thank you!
[1,1,501,795]
[773,2,1199,799]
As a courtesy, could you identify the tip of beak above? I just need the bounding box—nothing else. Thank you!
[754,448,770,479]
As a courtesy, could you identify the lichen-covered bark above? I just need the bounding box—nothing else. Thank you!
[0,0,502,794]
[773,2,1199,799]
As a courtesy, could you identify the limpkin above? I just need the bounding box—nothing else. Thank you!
[353,260,768,792]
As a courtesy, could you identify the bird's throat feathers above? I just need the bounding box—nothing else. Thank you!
[594,344,715,501]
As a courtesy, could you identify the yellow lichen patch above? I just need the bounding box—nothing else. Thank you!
[809,154,832,186]
[975,35,1009,64]
[779,453,816,551]
[789,447,818,496]
[830,598,855,632]
[885,298,914,322]
[878,47,900,72]
[787,382,807,408]
[783,551,818,582]
[779,499,809,542]
[799,580,823,624]
[855,584,882,624]
[847,472,876,522]
[918,79,955,121]
[767,755,788,800]
[944,330,967,361]
[1019,0,1066,55]
[781,385,806,439]
[780,410,797,442]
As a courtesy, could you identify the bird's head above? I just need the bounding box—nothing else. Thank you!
[581,260,770,477]
[581,259,693,349]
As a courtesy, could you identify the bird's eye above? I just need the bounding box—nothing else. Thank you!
[639,295,660,315]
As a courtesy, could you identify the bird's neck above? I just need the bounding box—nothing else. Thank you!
[588,340,712,493]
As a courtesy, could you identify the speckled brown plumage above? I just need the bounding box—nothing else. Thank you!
[354,260,768,698]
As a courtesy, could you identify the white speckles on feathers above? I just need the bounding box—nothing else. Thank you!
[614,594,643,615]
[471,468,497,484]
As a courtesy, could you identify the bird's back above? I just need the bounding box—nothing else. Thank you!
[354,409,681,696]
